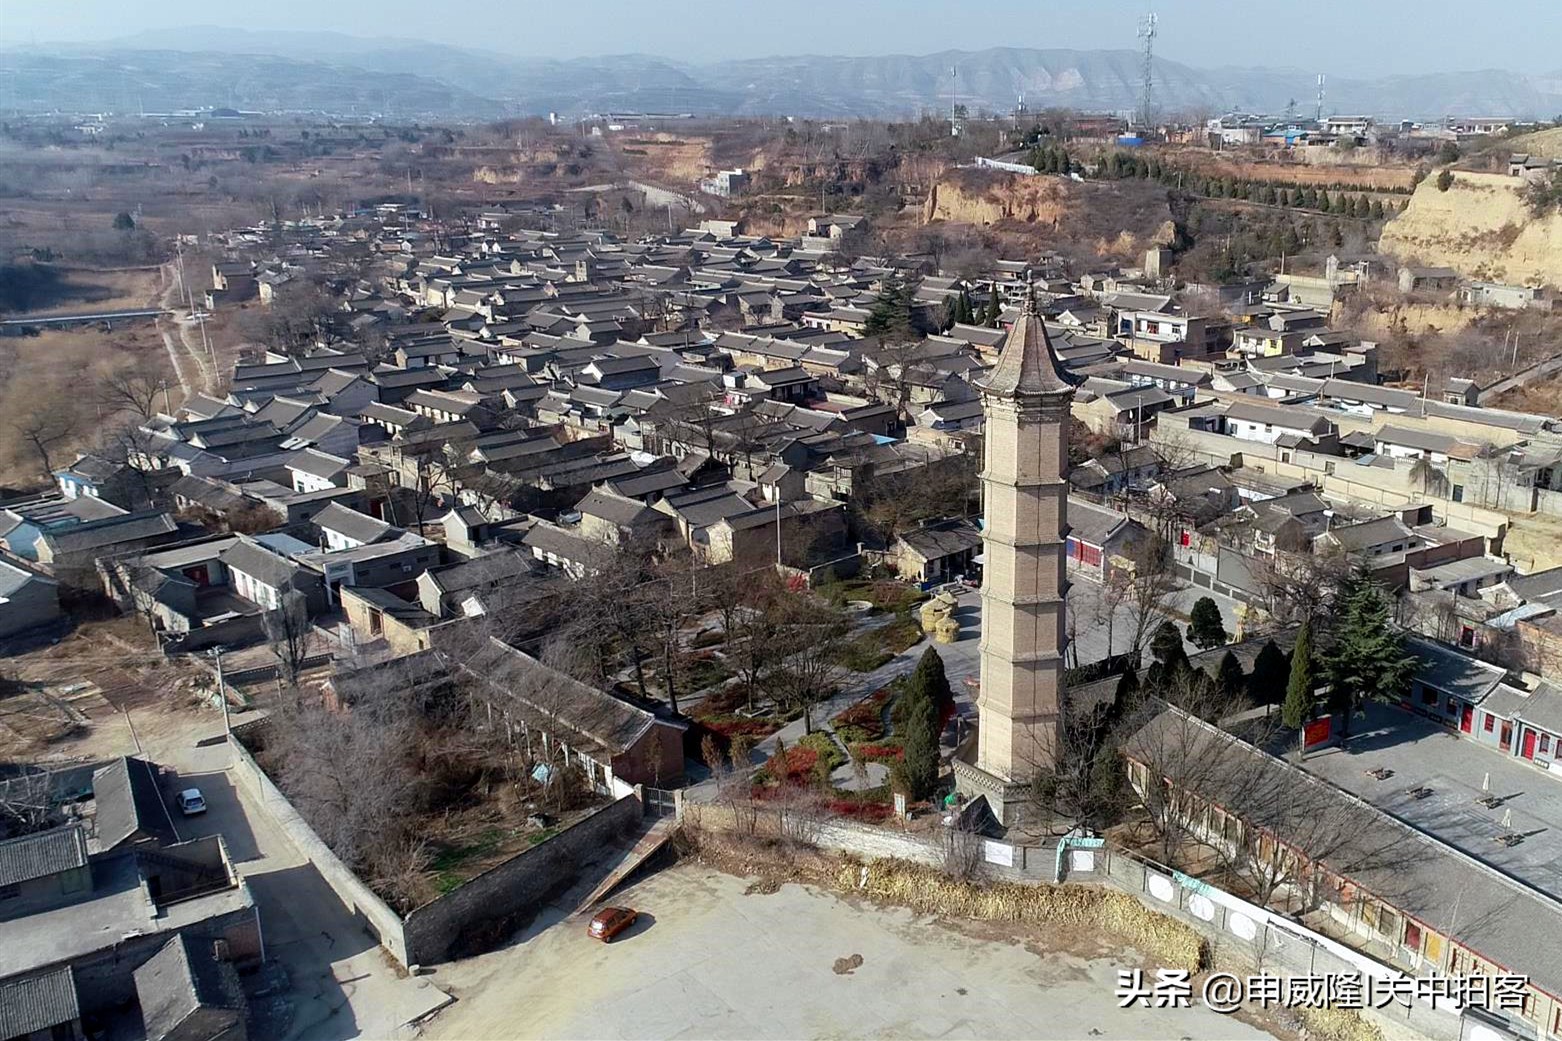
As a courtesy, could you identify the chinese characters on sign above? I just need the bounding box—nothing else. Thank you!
[1114,969,1529,1014]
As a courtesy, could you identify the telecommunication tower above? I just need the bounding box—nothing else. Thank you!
[1137,12,1158,129]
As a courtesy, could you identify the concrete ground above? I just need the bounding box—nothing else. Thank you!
[420,862,1276,1041]
[1292,700,1562,895]
[167,727,453,1040]
[20,679,453,1041]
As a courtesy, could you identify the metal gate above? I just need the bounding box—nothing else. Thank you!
[643,787,677,818]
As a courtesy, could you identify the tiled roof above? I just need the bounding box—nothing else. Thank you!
[0,968,80,1038]
[0,825,88,887]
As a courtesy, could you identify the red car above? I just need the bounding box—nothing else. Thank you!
[587,906,639,942]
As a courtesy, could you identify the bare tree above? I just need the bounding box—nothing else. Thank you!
[11,407,79,480]
[768,597,849,735]
[97,367,167,422]
[729,573,786,710]
[1120,675,1257,867]
[0,769,58,839]
[1110,534,1181,668]
[643,551,702,714]
[264,588,313,693]
[263,685,423,880]
[1250,545,1352,624]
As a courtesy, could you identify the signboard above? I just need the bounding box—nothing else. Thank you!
[1303,715,1335,753]
[982,840,1014,867]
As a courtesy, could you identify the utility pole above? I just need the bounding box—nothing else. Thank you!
[210,646,230,734]
[775,495,783,568]
[197,311,216,375]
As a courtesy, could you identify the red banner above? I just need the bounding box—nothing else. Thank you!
[1303,716,1333,751]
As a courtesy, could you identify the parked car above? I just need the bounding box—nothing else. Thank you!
[176,788,207,816]
[587,906,638,942]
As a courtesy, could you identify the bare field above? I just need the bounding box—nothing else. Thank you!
[1157,148,1417,191]
[0,617,212,766]
[1506,513,1562,573]
[0,315,176,487]
[3,266,164,318]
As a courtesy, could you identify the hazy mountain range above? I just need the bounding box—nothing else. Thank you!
[3,28,1559,121]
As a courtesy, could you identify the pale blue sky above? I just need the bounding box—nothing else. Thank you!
[2,0,1556,77]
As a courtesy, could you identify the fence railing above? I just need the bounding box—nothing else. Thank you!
[1059,837,1469,1041]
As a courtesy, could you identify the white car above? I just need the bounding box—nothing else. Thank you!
[175,788,207,816]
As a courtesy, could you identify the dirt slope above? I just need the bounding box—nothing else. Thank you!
[1379,170,1562,287]
[1506,127,1562,160]
[923,168,1172,263]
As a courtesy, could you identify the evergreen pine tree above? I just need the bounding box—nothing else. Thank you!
[1150,620,1187,668]
[1321,569,1419,741]
[942,295,960,332]
[983,285,1003,327]
[864,274,915,339]
[898,669,940,800]
[1249,639,1289,708]
[1188,596,1229,650]
[1282,618,1315,729]
[911,646,952,710]
[1111,667,1141,715]
[1214,650,1247,700]
[1369,198,1385,220]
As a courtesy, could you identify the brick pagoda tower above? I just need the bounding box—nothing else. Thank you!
[956,284,1077,824]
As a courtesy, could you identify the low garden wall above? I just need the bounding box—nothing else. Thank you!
[228,721,645,966]
[403,793,642,963]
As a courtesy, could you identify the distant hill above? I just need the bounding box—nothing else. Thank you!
[3,31,1558,121]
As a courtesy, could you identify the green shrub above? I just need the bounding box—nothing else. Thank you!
[798,731,846,774]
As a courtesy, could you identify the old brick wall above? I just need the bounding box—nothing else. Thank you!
[226,731,411,965]
[402,794,642,965]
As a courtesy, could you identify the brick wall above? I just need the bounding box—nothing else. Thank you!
[226,731,411,965]
[402,794,642,964]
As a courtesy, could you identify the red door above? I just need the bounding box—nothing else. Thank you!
[1460,706,1473,733]
[1523,730,1538,760]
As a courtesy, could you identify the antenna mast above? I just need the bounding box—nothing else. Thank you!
[1315,73,1327,123]
[948,65,966,138]
[1138,12,1158,129]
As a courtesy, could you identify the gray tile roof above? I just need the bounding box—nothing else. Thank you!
[313,502,394,546]
[134,933,246,1041]
[1411,636,1507,704]
[897,521,982,561]
[1068,497,1133,547]
[456,638,658,757]
[284,449,351,481]
[218,539,305,592]
[0,967,80,1038]
[1126,704,1562,1001]
[92,756,175,850]
[575,488,663,529]
[0,825,88,887]
[43,511,178,555]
